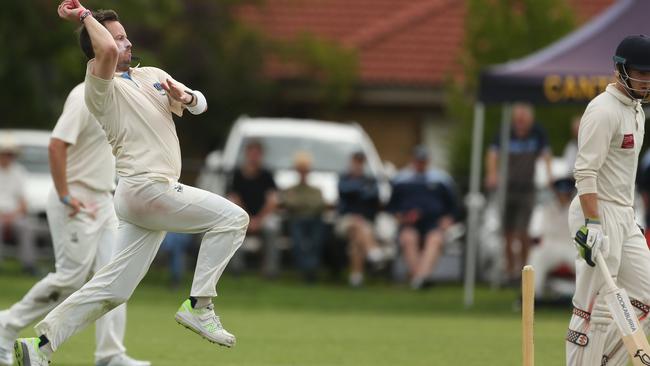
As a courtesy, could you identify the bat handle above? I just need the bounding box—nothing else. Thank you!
[596,253,617,291]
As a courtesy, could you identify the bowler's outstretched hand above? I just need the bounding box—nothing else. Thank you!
[57,0,86,22]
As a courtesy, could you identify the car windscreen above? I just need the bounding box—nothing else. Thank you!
[236,136,366,173]
[16,145,50,174]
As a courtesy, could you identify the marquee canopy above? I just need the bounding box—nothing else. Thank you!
[478,0,650,104]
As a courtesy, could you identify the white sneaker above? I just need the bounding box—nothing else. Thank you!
[14,338,50,366]
[367,247,384,263]
[348,272,364,288]
[96,353,151,366]
[410,277,426,290]
[175,299,235,347]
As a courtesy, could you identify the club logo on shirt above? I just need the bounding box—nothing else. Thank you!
[622,134,635,149]
[153,82,166,96]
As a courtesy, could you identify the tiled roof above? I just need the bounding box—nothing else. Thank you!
[238,0,616,87]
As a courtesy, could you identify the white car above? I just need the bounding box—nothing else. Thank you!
[198,116,391,206]
[197,116,398,247]
[0,129,52,216]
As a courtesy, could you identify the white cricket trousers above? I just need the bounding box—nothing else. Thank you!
[566,198,650,366]
[34,176,249,352]
[0,185,127,362]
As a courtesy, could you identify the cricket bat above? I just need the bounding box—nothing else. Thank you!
[596,254,650,365]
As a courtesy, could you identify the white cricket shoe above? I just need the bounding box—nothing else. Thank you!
[174,299,235,347]
[96,353,151,366]
[14,338,50,366]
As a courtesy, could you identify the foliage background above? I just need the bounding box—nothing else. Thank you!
[446,0,584,186]
[0,0,357,177]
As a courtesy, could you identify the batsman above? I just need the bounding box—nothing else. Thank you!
[567,35,650,365]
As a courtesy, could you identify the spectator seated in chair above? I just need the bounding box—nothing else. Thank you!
[388,146,459,290]
[281,152,326,283]
[0,133,38,274]
[226,139,281,278]
[335,151,384,287]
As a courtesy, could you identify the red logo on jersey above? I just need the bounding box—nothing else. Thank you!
[622,134,635,149]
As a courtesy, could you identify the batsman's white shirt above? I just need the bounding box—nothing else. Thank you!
[84,60,185,180]
[574,84,645,207]
[51,83,115,191]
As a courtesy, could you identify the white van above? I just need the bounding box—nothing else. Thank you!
[198,116,391,206]
[0,129,52,215]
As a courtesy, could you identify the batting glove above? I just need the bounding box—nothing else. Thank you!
[574,218,608,267]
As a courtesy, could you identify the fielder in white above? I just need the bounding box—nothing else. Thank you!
[527,178,576,301]
[0,84,149,366]
[14,2,249,365]
[567,35,650,366]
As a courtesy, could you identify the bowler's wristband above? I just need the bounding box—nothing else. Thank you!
[183,92,196,106]
[183,90,207,115]
[79,9,92,23]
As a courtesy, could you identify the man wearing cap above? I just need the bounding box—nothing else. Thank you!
[567,35,650,366]
[388,146,458,290]
[0,134,37,275]
[336,151,383,287]
[485,103,553,282]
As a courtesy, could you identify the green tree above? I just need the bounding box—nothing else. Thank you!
[270,33,358,109]
[1,0,87,129]
[447,0,579,187]
[0,0,357,177]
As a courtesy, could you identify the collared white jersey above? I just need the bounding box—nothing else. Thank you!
[84,60,186,181]
[574,84,645,207]
[52,83,115,192]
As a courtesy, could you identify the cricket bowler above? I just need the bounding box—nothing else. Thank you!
[14,1,249,364]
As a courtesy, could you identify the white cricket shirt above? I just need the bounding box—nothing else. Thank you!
[52,83,115,192]
[574,84,645,207]
[84,60,185,180]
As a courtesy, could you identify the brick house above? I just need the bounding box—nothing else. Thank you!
[237,0,615,168]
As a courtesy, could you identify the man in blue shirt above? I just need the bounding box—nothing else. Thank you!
[485,103,552,281]
[336,151,383,287]
[388,146,458,289]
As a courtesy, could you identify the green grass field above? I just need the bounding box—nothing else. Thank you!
[0,266,571,365]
